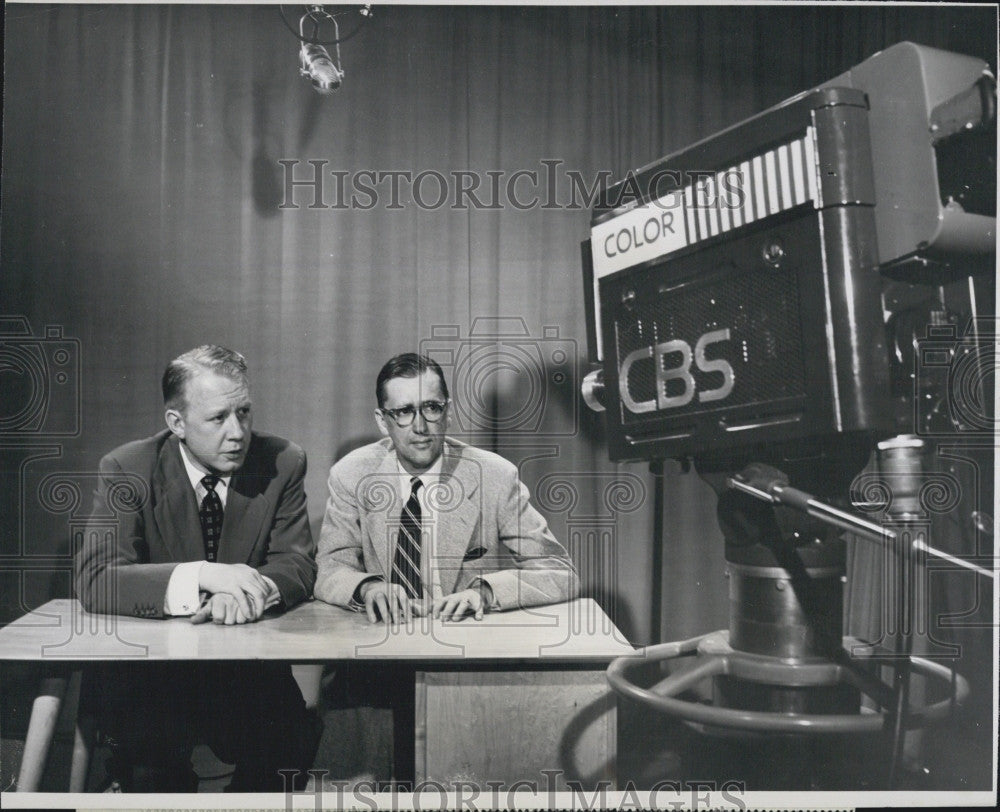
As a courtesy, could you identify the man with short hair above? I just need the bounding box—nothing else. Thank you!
[75,344,318,792]
[312,353,577,782]
[314,352,578,621]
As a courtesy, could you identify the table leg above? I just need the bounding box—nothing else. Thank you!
[68,668,94,792]
[392,666,416,784]
[414,672,427,781]
[16,674,69,791]
[68,720,94,792]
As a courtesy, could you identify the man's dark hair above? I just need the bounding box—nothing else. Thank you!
[162,345,248,411]
[376,353,449,408]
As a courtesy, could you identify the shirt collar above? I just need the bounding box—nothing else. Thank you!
[178,441,232,493]
[395,452,443,490]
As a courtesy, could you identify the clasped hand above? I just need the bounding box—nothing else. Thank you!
[191,562,274,625]
[360,581,490,624]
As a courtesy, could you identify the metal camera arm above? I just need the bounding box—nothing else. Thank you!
[726,462,995,580]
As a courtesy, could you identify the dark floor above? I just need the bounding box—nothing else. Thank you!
[1,660,994,793]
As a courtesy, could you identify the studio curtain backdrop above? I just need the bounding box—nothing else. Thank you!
[1,4,994,644]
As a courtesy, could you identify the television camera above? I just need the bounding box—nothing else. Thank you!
[582,42,996,788]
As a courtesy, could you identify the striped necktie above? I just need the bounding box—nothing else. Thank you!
[199,474,223,562]
[391,477,423,598]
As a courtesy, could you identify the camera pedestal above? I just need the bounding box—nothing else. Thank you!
[607,438,971,788]
[607,630,965,735]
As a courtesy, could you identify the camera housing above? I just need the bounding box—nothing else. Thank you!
[582,42,995,465]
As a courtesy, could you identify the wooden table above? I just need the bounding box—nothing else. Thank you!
[0,597,636,792]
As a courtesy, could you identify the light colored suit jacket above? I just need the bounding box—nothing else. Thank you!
[75,430,316,618]
[314,437,578,610]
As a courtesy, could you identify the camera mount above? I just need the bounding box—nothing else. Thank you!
[608,438,973,785]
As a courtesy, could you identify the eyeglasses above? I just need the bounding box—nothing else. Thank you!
[379,399,449,427]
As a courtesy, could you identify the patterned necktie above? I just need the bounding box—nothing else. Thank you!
[199,474,223,562]
[391,477,423,598]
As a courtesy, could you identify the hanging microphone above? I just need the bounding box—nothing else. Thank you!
[300,42,343,93]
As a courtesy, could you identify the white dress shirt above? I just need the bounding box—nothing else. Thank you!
[162,442,277,615]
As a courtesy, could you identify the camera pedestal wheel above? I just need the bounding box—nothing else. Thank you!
[607,631,968,736]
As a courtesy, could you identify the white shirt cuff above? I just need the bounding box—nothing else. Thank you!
[348,575,384,612]
[261,575,282,610]
[470,577,500,611]
[163,561,206,616]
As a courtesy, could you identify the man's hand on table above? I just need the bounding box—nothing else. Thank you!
[427,583,493,622]
[191,563,281,624]
[198,562,271,620]
[358,579,416,624]
[192,592,252,625]
[357,579,495,624]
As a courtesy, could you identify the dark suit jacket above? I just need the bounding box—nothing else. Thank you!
[75,430,316,618]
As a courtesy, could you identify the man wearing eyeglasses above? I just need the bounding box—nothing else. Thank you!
[314,352,578,622]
